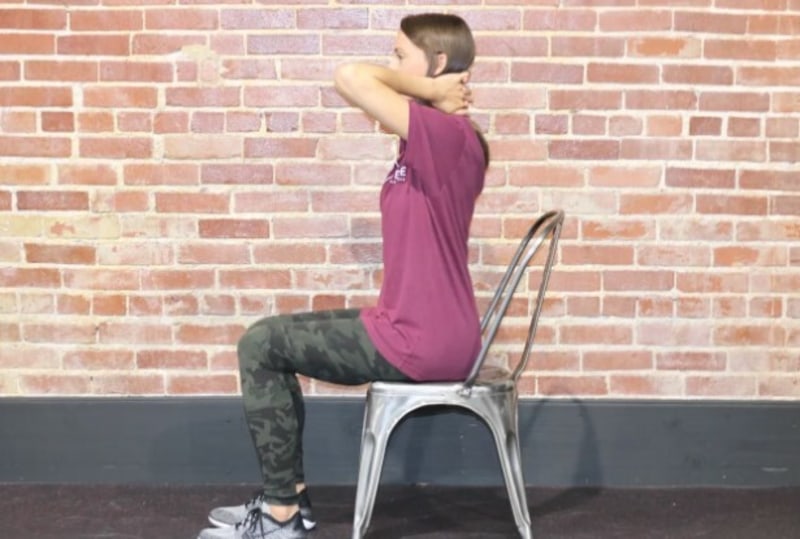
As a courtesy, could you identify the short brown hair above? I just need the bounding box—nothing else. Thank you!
[400,13,476,77]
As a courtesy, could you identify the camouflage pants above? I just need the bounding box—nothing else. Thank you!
[238,308,409,506]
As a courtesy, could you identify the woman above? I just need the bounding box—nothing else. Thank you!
[197,13,489,539]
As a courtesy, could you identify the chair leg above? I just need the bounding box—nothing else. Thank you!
[478,395,533,539]
[351,398,392,539]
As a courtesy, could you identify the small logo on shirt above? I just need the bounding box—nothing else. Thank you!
[386,163,407,184]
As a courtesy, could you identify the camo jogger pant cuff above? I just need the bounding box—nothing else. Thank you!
[237,308,410,506]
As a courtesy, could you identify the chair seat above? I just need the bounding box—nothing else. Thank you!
[369,365,515,399]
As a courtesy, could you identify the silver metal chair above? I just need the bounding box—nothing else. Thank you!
[351,210,565,539]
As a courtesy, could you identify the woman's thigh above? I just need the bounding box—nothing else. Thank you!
[239,310,408,386]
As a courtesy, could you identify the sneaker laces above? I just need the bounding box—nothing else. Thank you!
[245,491,268,510]
[236,507,266,534]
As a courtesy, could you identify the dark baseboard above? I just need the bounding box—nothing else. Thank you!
[1,397,799,487]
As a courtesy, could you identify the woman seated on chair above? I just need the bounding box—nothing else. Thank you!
[197,13,489,539]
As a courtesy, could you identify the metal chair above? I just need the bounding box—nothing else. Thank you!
[351,210,565,539]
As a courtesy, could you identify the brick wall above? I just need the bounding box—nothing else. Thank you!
[1,1,798,399]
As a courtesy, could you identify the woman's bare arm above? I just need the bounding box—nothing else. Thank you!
[334,63,470,139]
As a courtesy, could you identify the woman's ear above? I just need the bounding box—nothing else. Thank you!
[432,53,448,76]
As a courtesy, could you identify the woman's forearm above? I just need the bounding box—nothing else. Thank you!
[335,63,436,102]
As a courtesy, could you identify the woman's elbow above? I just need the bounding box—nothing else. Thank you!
[334,63,359,98]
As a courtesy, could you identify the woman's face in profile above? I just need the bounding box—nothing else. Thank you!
[389,31,429,77]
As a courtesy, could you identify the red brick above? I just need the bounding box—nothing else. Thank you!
[737,220,800,242]
[728,117,761,137]
[666,167,735,189]
[697,194,768,215]
[656,352,727,371]
[549,140,619,160]
[562,245,633,265]
[19,375,91,395]
[71,10,142,31]
[227,112,262,132]
[706,39,776,61]
[233,191,309,214]
[551,90,621,110]
[663,65,732,85]
[197,219,269,239]
[621,139,692,160]
[644,116,678,136]
[55,294,90,315]
[78,112,114,132]
[638,245,711,267]
[583,350,652,371]
[714,246,787,267]
[759,377,800,398]
[552,36,625,57]
[772,195,800,216]
[133,34,205,55]
[689,116,722,136]
[0,111,36,133]
[639,321,713,347]
[0,34,54,54]
[0,61,20,80]
[41,111,73,132]
[620,194,692,214]
[629,37,701,57]
[588,63,658,84]
[604,270,674,291]
[245,137,318,159]
[474,35,548,57]
[25,244,95,264]
[582,219,653,240]
[588,166,657,188]
[58,35,129,56]
[17,191,88,211]
[766,118,799,138]
[523,8,596,30]
[627,90,697,110]
[63,349,134,370]
[254,244,326,265]
[674,11,747,34]
[0,9,67,29]
[687,376,756,398]
[0,87,72,107]
[609,115,642,136]
[610,375,683,396]
[537,376,608,397]
[249,34,320,55]
[297,8,368,29]
[93,295,127,316]
[599,9,671,31]
[488,139,548,161]
[677,272,749,293]
[219,269,292,290]
[773,92,800,112]
[511,62,583,84]
[80,137,151,158]
[717,0,787,9]
[220,8,293,30]
[509,165,582,187]
[145,9,217,29]
[740,170,798,192]
[771,141,800,163]
[166,87,239,107]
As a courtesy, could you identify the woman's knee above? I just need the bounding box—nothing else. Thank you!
[237,316,287,372]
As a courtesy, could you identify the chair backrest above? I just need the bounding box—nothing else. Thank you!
[463,210,564,388]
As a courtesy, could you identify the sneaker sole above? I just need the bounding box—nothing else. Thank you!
[207,515,316,531]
